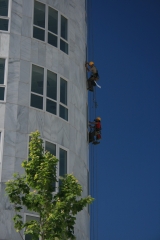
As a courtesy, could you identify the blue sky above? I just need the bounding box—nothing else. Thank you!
[88,1,160,239]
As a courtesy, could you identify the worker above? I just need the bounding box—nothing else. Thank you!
[89,117,101,144]
[85,61,99,91]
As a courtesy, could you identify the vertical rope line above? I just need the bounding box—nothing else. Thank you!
[92,89,95,240]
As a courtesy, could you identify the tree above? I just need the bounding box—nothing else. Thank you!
[5,131,93,240]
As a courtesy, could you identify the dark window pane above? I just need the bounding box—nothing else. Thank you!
[48,7,58,34]
[25,234,33,240]
[47,70,57,100]
[45,141,56,156]
[0,0,8,16]
[59,148,67,177]
[0,87,5,100]
[33,26,45,41]
[0,18,8,31]
[34,1,45,28]
[60,78,67,105]
[60,39,68,54]
[61,15,67,40]
[25,215,39,240]
[31,94,43,110]
[59,105,68,121]
[0,59,5,84]
[48,32,57,47]
[46,99,56,115]
[45,141,56,191]
[31,65,44,95]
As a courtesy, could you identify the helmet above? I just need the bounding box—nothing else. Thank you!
[89,61,94,66]
[96,117,101,121]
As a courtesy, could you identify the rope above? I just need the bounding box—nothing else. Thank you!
[87,0,99,238]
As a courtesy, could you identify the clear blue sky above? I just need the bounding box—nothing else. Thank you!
[88,1,160,239]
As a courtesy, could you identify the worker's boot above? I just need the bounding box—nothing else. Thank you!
[92,141,100,145]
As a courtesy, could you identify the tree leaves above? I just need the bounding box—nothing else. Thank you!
[5,131,94,240]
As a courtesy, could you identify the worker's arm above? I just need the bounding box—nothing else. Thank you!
[89,121,97,125]
[85,62,90,72]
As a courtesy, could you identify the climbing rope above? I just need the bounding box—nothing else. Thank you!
[87,0,99,238]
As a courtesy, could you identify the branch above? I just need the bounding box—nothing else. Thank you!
[19,231,24,240]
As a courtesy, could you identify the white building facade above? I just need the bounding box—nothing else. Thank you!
[0,0,89,239]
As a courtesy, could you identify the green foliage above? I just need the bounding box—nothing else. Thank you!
[5,131,94,240]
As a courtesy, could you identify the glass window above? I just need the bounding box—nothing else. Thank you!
[46,99,56,115]
[33,1,45,41]
[59,148,67,186]
[31,94,43,110]
[47,70,57,100]
[31,65,44,95]
[60,39,68,54]
[0,58,5,101]
[34,1,45,28]
[0,19,8,31]
[45,141,56,156]
[61,15,68,41]
[0,59,5,84]
[48,7,58,35]
[48,32,57,47]
[32,3,69,53]
[0,87,5,100]
[30,65,68,120]
[33,26,45,41]
[59,105,68,121]
[0,0,8,16]
[60,78,67,105]
[45,141,56,191]
[25,215,39,240]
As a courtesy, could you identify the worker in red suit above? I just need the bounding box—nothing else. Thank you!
[89,117,101,144]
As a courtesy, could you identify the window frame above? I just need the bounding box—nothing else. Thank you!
[27,135,69,193]
[29,63,69,122]
[23,213,40,240]
[47,6,59,48]
[0,58,8,103]
[59,77,68,121]
[0,0,11,33]
[60,14,69,54]
[32,0,69,54]
[33,0,46,42]
[0,129,4,182]
[59,146,68,186]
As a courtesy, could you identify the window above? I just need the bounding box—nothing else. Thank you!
[33,1,45,41]
[24,214,39,240]
[59,148,67,186]
[45,141,56,190]
[48,7,58,47]
[60,78,68,121]
[30,64,68,121]
[0,0,9,31]
[33,1,68,54]
[0,58,6,101]
[31,65,44,110]
[46,70,57,115]
[60,16,68,54]
[28,136,68,191]
[45,141,56,156]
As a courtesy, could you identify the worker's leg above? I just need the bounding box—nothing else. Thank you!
[87,78,93,91]
[89,130,95,143]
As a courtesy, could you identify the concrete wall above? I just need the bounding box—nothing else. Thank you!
[0,0,89,239]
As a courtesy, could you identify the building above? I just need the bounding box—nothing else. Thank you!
[0,0,89,239]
